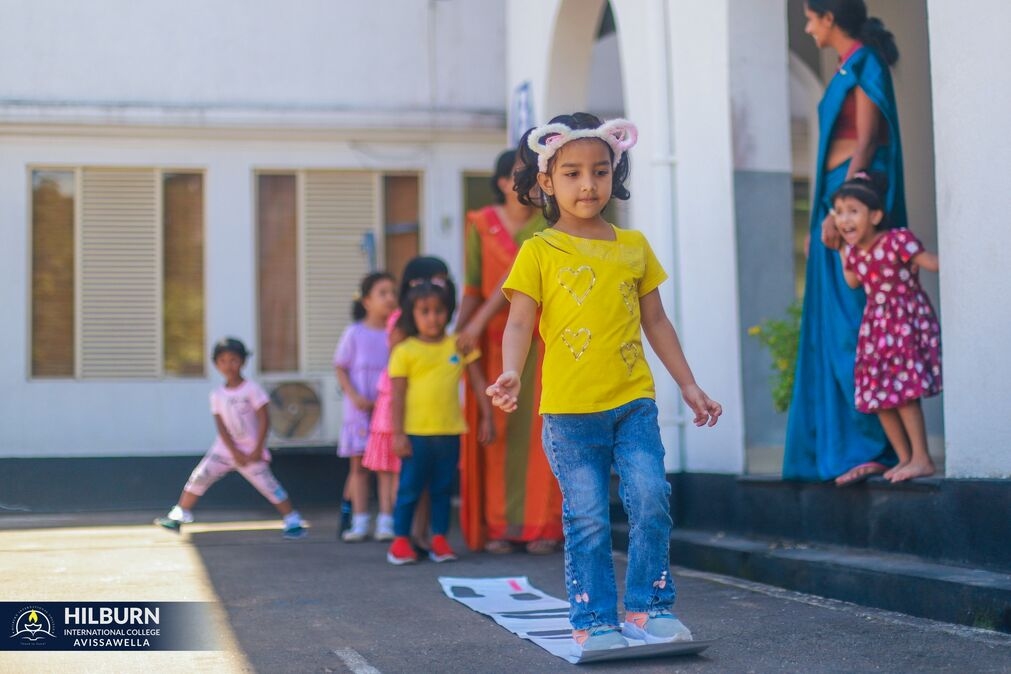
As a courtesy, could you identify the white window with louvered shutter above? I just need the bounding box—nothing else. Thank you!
[301,170,381,375]
[78,168,161,379]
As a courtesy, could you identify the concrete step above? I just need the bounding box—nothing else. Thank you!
[608,473,1011,573]
[612,523,1011,634]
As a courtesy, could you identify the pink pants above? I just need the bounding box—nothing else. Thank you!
[184,451,289,504]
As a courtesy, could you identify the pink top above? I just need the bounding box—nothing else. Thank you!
[210,380,271,458]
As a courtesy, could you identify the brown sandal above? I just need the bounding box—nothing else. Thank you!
[484,539,514,554]
[525,539,558,555]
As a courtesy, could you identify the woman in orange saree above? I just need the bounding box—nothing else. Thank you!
[457,149,563,554]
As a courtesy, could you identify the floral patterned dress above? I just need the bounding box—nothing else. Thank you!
[844,228,942,413]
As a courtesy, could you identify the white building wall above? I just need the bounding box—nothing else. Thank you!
[0,129,502,458]
[0,0,505,113]
[928,0,1011,477]
[0,0,509,458]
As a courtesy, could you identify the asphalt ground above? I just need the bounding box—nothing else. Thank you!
[1,508,1010,673]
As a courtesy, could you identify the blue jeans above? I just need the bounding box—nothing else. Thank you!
[393,435,459,537]
[542,398,675,630]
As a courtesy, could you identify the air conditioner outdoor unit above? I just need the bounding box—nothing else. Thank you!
[262,378,340,448]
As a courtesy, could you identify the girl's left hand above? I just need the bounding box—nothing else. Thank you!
[681,383,723,427]
[456,323,481,355]
[392,433,412,458]
[352,393,374,413]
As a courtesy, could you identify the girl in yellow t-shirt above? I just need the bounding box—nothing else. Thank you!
[387,279,494,565]
[487,112,723,656]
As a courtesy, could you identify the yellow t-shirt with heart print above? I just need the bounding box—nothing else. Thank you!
[502,225,668,414]
[387,335,480,435]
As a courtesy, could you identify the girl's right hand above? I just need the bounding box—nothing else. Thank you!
[820,212,841,250]
[486,371,521,413]
[392,433,412,458]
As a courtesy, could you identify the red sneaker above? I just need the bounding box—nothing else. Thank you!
[386,536,418,565]
[429,535,458,563]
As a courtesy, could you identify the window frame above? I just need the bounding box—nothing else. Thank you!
[27,165,208,381]
[253,168,388,378]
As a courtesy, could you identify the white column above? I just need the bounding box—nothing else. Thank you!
[728,0,791,174]
[928,0,1011,477]
[664,0,745,472]
[506,0,561,126]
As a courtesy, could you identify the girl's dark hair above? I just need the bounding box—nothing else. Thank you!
[395,281,455,337]
[514,112,632,225]
[806,0,899,65]
[832,172,888,216]
[351,271,395,321]
[490,149,517,205]
[398,256,456,317]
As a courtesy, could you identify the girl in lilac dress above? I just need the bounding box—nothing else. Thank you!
[834,174,941,482]
[334,272,397,541]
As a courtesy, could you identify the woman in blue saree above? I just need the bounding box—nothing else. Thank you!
[784,0,906,484]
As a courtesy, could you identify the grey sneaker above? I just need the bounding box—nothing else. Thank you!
[571,626,628,656]
[341,527,369,542]
[621,610,693,643]
[154,517,181,533]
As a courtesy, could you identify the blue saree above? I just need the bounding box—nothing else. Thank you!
[783,46,906,481]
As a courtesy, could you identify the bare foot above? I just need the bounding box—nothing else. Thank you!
[888,460,936,483]
[835,461,888,486]
[883,462,908,480]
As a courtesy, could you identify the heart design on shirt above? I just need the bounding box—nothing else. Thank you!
[561,328,591,360]
[619,281,637,314]
[620,342,640,374]
[557,266,596,305]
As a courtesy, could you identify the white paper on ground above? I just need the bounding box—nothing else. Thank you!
[438,576,712,665]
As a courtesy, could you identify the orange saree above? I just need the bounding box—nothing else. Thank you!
[460,206,562,551]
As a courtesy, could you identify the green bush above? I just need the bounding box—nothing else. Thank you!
[748,301,802,413]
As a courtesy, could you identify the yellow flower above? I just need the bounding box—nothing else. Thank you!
[747,325,761,336]
[776,358,789,371]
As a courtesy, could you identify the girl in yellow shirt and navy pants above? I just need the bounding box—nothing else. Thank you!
[487,113,723,656]
[387,279,494,565]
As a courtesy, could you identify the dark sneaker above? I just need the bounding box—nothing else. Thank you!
[622,610,693,643]
[283,523,308,540]
[387,536,418,565]
[572,626,628,656]
[339,499,352,537]
[154,517,181,533]
[428,535,458,563]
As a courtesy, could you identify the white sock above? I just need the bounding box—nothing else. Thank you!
[350,513,371,532]
[283,511,303,528]
[168,505,192,523]
[376,514,394,531]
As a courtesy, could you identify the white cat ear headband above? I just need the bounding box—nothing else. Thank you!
[527,118,638,173]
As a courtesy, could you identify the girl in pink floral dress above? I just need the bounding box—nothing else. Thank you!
[834,174,941,483]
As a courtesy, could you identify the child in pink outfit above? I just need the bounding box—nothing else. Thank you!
[155,337,307,539]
